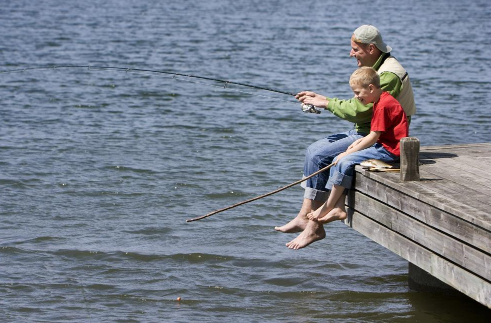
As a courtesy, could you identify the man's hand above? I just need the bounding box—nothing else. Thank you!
[295,91,329,108]
[295,91,316,100]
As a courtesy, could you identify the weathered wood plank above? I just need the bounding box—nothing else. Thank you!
[349,191,491,281]
[405,167,491,207]
[354,173,491,252]
[355,167,491,231]
[421,155,491,185]
[420,142,491,156]
[344,210,491,308]
[422,162,491,193]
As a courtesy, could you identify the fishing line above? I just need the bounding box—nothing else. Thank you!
[162,74,295,103]
[0,65,295,102]
[0,65,322,111]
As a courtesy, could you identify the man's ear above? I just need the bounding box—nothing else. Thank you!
[368,44,377,54]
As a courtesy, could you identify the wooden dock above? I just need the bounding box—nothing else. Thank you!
[345,142,491,308]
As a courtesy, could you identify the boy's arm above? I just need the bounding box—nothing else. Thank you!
[335,131,382,163]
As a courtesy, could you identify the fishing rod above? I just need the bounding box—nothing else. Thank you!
[186,162,334,222]
[0,65,323,113]
[0,65,296,96]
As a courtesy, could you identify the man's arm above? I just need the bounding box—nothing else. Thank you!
[325,97,373,124]
[325,71,402,123]
[379,71,402,98]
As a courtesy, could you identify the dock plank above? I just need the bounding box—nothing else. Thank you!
[346,142,491,308]
[409,168,491,208]
[355,169,491,231]
[421,156,491,187]
[350,191,491,281]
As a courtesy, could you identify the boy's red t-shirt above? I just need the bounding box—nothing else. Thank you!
[370,91,409,156]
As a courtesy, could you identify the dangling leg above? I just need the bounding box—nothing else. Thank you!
[307,184,346,223]
[275,130,362,233]
[317,192,347,224]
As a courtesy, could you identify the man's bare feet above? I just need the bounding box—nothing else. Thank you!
[274,214,308,233]
[285,220,326,250]
[317,207,347,224]
[275,198,325,233]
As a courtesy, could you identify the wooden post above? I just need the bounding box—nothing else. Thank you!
[408,262,456,293]
[400,137,420,181]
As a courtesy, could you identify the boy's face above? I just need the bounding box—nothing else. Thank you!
[351,83,376,104]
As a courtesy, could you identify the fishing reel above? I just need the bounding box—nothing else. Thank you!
[301,103,322,114]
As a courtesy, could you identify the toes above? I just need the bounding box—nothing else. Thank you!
[286,238,297,249]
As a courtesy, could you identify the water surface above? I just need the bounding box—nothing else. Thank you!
[1,0,490,322]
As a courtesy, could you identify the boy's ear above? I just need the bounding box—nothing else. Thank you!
[368,84,375,93]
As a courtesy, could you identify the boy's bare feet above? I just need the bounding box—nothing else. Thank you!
[306,202,332,222]
[317,207,347,224]
[286,221,326,250]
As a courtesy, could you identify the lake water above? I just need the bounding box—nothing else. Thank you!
[1,0,490,322]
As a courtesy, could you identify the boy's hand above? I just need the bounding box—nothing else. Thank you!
[334,151,349,164]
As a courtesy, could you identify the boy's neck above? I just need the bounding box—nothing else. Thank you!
[372,87,384,103]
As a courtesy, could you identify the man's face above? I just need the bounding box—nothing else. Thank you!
[350,35,373,67]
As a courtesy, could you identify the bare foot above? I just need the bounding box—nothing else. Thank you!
[275,198,325,233]
[317,207,347,224]
[306,203,331,222]
[275,214,308,233]
[286,221,326,250]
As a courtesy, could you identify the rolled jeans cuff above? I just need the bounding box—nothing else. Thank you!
[302,179,330,201]
[325,170,353,190]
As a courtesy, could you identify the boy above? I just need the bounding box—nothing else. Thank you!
[287,66,408,249]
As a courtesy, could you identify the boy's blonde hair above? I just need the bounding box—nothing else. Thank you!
[349,66,380,88]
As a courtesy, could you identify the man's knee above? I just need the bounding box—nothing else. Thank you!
[306,143,337,162]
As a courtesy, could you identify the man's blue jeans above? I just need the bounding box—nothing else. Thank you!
[301,129,365,200]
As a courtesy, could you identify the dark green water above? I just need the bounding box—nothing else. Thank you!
[1,0,490,322]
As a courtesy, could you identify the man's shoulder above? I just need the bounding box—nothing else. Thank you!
[378,56,407,79]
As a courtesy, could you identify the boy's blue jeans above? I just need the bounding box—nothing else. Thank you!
[326,143,398,190]
[301,130,365,200]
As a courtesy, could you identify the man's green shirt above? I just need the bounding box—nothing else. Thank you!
[325,53,402,134]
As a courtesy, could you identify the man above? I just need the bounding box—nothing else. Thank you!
[275,25,416,249]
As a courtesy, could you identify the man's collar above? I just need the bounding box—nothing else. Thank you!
[373,52,391,70]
